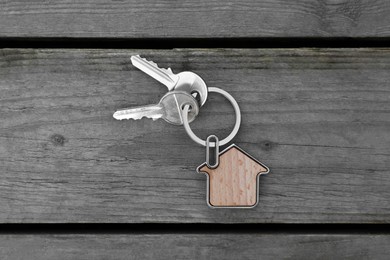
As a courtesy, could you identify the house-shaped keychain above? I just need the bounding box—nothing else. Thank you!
[197,144,269,208]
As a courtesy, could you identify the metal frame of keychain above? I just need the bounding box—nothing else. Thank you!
[113,55,269,209]
[182,88,269,208]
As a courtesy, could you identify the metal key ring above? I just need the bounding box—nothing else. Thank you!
[182,87,241,147]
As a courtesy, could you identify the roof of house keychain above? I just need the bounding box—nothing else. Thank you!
[113,55,269,209]
[182,87,269,208]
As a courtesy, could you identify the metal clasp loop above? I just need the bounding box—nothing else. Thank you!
[206,135,219,168]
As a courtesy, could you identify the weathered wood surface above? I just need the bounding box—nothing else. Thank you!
[1,0,390,38]
[1,234,390,259]
[0,48,390,223]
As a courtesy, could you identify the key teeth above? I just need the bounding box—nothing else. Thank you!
[135,55,174,75]
[138,55,156,66]
[114,115,160,121]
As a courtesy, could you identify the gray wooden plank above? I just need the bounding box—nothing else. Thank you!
[0,48,390,223]
[1,0,390,38]
[1,234,390,259]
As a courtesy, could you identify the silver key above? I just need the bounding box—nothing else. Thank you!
[113,91,199,125]
[131,55,208,107]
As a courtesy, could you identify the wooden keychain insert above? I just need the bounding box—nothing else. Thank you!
[182,87,270,208]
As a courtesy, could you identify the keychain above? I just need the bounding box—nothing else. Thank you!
[114,55,269,208]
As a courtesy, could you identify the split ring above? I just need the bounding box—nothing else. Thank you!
[182,87,241,147]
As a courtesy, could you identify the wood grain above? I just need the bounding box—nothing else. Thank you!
[0,48,390,223]
[1,0,390,38]
[198,145,269,207]
[1,234,390,259]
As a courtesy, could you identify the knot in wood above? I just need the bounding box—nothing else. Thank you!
[50,134,66,146]
[260,141,274,151]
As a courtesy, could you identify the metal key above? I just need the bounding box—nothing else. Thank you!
[131,55,208,107]
[113,91,199,125]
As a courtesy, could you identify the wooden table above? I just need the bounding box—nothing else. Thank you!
[1,1,390,259]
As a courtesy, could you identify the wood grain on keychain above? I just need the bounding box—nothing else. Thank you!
[198,145,269,207]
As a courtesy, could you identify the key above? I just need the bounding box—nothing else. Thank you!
[131,55,208,107]
[131,55,179,90]
[113,91,199,125]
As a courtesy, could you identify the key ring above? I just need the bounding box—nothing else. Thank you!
[114,55,269,208]
[182,87,241,147]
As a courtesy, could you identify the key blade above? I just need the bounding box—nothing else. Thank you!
[113,105,164,121]
[131,55,179,90]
